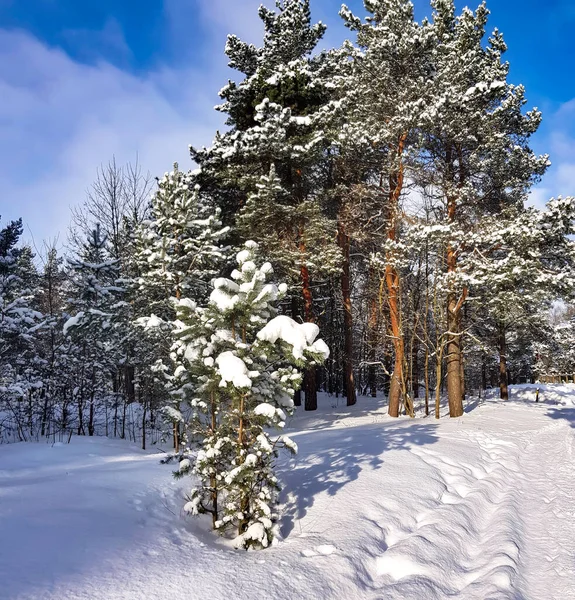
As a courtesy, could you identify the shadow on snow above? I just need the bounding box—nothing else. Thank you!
[278,418,439,539]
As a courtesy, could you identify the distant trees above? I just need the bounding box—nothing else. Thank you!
[0,218,43,440]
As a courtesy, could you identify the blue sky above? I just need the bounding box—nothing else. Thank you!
[1,0,574,246]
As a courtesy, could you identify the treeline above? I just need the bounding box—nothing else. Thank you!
[2,0,575,445]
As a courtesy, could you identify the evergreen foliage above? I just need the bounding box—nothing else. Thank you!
[168,242,328,548]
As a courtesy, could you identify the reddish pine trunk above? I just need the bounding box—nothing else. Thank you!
[499,325,509,400]
[337,223,356,406]
[300,261,317,411]
[386,134,407,418]
[386,263,404,417]
[445,195,465,418]
[291,297,302,406]
[367,274,379,398]
[299,231,318,411]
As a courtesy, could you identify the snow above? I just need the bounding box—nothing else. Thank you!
[137,314,164,330]
[234,522,270,549]
[178,458,191,472]
[215,351,252,389]
[236,249,251,264]
[1,385,574,599]
[253,402,276,418]
[209,288,239,312]
[257,315,329,360]
[253,403,286,422]
[63,312,84,334]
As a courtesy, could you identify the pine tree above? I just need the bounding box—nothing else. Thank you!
[0,219,43,441]
[33,245,69,437]
[136,164,230,450]
[64,225,123,436]
[339,0,434,416]
[191,1,342,411]
[138,163,229,316]
[416,0,549,416]
[467,197,575,396]
[169,242,328,548]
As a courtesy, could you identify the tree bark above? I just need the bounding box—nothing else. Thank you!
[337,223,356,406]
[446,289,464,417]
[173,422,180,454]
[435,340,445,419]
[499,324,509,400]
[367,267,379,398]
[88,366,96,436]
[412,334,420,400]
[300,255,317,411]
[141,396,147,451]
[290,297,302,407]
[386,134,407,417]
[445,192,465,418]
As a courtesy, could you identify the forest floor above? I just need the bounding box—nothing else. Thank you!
[1,385,574,600]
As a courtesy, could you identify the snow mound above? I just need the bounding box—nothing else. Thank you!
[215,351,252,389]
[257,315,329,360]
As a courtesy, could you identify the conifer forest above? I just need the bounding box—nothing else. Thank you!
[1,1,575,598]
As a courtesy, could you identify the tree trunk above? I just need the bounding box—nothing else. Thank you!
[435,341,444,419]
[40,389,49,438]
[78,363,85,436]
[88,397,95,436]
[337,223,356,406]
[173,420,180,454]
[291,296,302,407]
[385,242,404,416]
[385,135,407,417]
[446,289,464,418]
[300,259,317,411]
[424,346,430,416]
[445,191,465,418]
[124,365,135,403]
[141,396,147,451]
[367,269,379,398]
[88,366,95,437]
[459,310,466,402]
[412,325,420,400]
[499,325,509,401]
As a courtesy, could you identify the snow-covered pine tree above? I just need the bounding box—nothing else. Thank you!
[168,242,329,549]
[0,219,44,442]
[191,1,342,410]
[466,197,575,397]
[416,0,549,416]
[136,164,230,450]
[238,166,340,410]
[137,164,229,317]
[339,0,434,417]
[544,312,575,377]
[34,244,77,438]
[64,224,124,436]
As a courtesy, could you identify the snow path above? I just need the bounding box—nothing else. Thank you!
[1,387,574,600]
[516,414,575,599]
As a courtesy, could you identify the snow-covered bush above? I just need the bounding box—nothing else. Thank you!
[172,242,328,549]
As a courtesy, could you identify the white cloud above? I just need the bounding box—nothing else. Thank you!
[0,28,229,246]
[529,99,575,209]
[0,1,337,246]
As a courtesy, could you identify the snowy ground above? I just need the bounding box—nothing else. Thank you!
[1,385,574,600]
